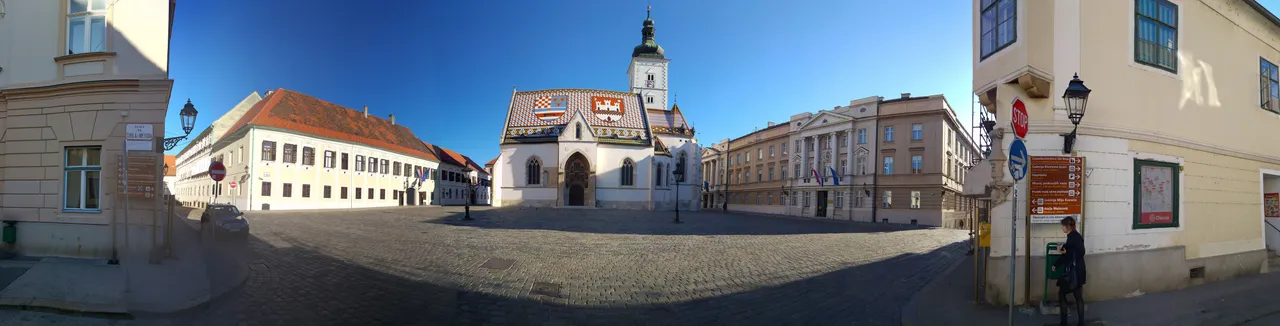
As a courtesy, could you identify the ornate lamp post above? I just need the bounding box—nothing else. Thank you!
[673,166,683,224]
[164,99,199,151]
[1060,74,1092,154]
[462,168,474,220]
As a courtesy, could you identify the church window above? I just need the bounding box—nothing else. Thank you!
[656,163,664,186]
[646,74,655,88]
[621,159,635,186]
[677,152,687,183]
[526,157,542,185]
[647,96,654,104]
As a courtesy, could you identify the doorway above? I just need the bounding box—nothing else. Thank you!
[1263,171,1280,252]
[566,153,590,206]
[816,191,828,217]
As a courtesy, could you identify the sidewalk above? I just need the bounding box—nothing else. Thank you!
[0,207,249,315]
[903,253,1280,326]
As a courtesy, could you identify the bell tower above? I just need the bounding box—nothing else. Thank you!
[628,6,670,111]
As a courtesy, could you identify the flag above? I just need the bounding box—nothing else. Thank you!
[830,167,840,186]
[704,181,709,192]
[812,168,823,186]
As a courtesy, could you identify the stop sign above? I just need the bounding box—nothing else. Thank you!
[1011,98,1029,139]
[209,162,227,182]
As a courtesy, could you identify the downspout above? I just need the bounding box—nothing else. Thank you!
[247,127,255,211]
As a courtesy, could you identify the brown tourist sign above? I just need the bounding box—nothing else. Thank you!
[1028,156,1085,224]
[116,155,158,198]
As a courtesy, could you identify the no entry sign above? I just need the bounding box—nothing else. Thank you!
[229,181,238,189]
[209,162,227,182]
[1010,98,1029,139]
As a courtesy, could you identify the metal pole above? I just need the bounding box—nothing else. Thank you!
[1009,183,1017,325]
[123,140,131,263]
[674,177,681,223]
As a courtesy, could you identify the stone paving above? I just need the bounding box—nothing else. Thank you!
[1,206,968,325]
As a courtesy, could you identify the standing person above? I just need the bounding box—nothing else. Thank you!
[1051,216,1087,326]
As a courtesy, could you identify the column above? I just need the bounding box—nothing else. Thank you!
[845,128,854,176]
[800,135,808,182]
[828,131,836,179]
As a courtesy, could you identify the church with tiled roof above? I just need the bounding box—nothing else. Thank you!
[493,7,702,210]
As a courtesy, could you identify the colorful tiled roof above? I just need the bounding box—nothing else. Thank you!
[225,89,439,162]
[164,155,176,176]
[506,89,648,130]
[647,104,694,136]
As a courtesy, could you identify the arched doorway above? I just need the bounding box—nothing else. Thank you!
[565,153,590,206]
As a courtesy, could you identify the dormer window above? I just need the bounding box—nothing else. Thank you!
[68,0,108,55]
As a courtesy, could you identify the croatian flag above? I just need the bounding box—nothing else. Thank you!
[830,167,841,186]
[533,95,569,121]
[704,181,709,192]
[812,168,823,186]
[413,168,421,186]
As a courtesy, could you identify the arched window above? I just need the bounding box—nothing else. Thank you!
[526,157,542,185]
[621,158,635,186]
[656,163,664,186]
[575,123,582,140]
[676,152,687,183]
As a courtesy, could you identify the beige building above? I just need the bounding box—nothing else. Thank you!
[0,0,177,259]
[876,94,980,227]
[786,96,881,221]
[967,0,1280,305]
[720,122,790,215]
[173,91,261,208]
[700,140,728,210]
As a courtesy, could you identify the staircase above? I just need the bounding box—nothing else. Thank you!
[1267,250,1280,274]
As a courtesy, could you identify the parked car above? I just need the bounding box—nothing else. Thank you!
[201,204,249,241]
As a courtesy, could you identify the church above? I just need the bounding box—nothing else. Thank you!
[492,8,702,211]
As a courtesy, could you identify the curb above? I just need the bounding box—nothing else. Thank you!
[722,209,932,231]
[900,242,971,326]
[0,298,131,318]
[159,211,251,314]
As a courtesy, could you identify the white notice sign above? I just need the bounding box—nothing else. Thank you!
[126,124,153,140]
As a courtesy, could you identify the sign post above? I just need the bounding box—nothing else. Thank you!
[1007,97,1030,325]
[209,162,226,204]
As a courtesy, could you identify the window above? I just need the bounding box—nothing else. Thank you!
[302,185,311,198]
[1263,58,1279,113]
[884,127,895,142]
[912,155,923,174]
[621,159,635,186]
[780,192,786,206]
[883,191,893,208]
[738,154,742,164]
[841,160,847,175]
[856,153,867,175]
[356,187,362,199]
[782,142,788,154]
[324,151,335,168]
[367,157,376,173]
[756,194,761,205]
[768,167,775,181]
[795,140,802,153]
[911,124,923,140]
[1135,0,1178,72]
[282,144,297,163]
[67,0,107,55]
[883,156,895,175]
[262,182,272,196]
[857,129,866,144]
[575,123,582,140]
[841,135,848,147]
[368,188,374,200]
[393,191,398,200]
[341,153,349,170]
[757,169,762,182]
[63,147,101,211]
[758,149,763,159]
[792,192,798,206]
[381,189,386,200]
[261,141,277,161]
[1134,159,1180,229]
[394,162,402,176]
[646,74,656,88]
[780,166,787,179]
[835,191,843,208]
[911,191,922,209]
[855,192,864,208]
[677,152,688,182]
[380,159,389,174]
[527,157,542,185]
[647,96,654,104]
[302,147,315,166]
[803,191,811,207]
[239,146,244,163]
[770,145,775,157]
[768,193,773,205]
[324,186,332,198]
[283,183,293,197]
[979,0,1016,59]
[355,155,366,171]
[794,163,801,180]
[746,152,750,163]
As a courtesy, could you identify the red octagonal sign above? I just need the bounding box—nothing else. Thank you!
[209,162,227,182]
[1011,98,1029,139]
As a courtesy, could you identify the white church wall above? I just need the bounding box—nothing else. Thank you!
[596,144,654,209]
[498,143,559,207]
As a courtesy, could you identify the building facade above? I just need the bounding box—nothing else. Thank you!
[967,0,1280,304]
[173,91,261,207]
[0,0,176,259]
[429,144,491,206]
[720,123,790,215]
[700,140,728,209]
[493,9,701,210]
[198,89,441,211]
[876,94,980,227]
[786,96,881,220]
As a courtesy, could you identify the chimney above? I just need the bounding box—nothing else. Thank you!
[767,121,775,127]
[901,93,911,99]
[389,114,396,125]
[363,105,368,118]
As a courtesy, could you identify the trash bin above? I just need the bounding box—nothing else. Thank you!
[1043,242,1064,305]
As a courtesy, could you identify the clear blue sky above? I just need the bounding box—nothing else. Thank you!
[163,0,976,162]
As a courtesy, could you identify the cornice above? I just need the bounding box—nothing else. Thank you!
[1029,120,1280,164]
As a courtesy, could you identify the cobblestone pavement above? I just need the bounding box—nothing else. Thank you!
[3,206,967,326]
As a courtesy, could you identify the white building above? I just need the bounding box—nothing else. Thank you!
[427,143,490,206]
[174,91,261,207]
[192,89,441,211]
[493,9,701,210]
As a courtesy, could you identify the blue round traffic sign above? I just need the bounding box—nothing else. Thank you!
[1008,139,1028,181]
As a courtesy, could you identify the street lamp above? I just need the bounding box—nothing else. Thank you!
[673,166,683,224]
[462,168,474,220]
[163,99,199,151]
[1060,73,1091,154]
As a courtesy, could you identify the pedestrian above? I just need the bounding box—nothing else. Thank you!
[1051,216,1087,326]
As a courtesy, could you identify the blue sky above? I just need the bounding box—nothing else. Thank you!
[164,0,975,162]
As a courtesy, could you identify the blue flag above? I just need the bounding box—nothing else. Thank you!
[830,167,840,186]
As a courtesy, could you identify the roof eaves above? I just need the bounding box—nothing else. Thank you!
[1245,0,1280,29]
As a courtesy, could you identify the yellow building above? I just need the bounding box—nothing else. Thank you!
[969,0,1280,305]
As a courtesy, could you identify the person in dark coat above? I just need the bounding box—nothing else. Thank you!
[1052,216,1087,326]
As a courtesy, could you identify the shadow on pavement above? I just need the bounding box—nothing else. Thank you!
[151,225,965,325]
[424,206,932,236]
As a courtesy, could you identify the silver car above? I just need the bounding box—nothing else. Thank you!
[201,204,249,241]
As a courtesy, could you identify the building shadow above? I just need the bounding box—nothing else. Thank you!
[148,228,967,325]
[423,206,934,236]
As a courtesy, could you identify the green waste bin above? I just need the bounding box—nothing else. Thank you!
[1043,242,1064,305]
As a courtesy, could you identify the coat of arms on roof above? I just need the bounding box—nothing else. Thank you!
[533,95,568,121]
[592,96,625,123]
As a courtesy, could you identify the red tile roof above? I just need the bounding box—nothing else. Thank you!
[225,89,439,162]
[485,157,498,167]
[426,142,486,173]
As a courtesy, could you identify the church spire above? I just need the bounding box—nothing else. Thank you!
[632,5,665,59]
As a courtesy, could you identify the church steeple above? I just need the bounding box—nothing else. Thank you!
[632,6,665,59]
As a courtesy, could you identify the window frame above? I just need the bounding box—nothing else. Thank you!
[1262,57,1279,113]
[884,126,895,142]
[911,124,923,141]
[883,156,894,175]
[911,155,923,174]
[1133,0,1179,73]
[283,183,293,197]
[323,150,335,168]
[911,191,922,209]
[527,157,542,185]
[302,146,315,166]
[1133,159,1181,229]
[341,153,349,170]
[261,182,272,197]
[883,191,893,209]
[355,155,366,172]
[283,144,297,164]
[261,141,277,161]
[979,0,1017,60]
[621,158,636,186]
[63,146,102,212]
[67,0,108,55]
